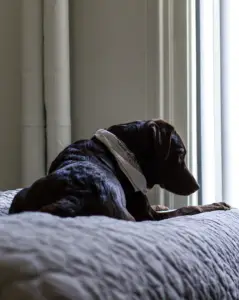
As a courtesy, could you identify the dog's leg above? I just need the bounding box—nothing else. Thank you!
[39,196,136,221]
[127,192,168,221]
[153,202,231,220]
[151,205,169,211]
[9,188,30,214]
[39,198,78,217]
[125,191,231,221]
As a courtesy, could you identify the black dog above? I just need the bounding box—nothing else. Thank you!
[9,120,230,221]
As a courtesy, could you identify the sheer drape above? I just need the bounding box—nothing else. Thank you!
[199,0,239,207]
[221,0,239,207]
[21,0,71,186]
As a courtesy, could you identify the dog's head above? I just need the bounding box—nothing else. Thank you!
[108,119,199,196]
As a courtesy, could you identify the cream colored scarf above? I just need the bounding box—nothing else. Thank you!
[94,129,147,194]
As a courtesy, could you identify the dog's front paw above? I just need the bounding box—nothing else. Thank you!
[151,205,169,212]
[210,202,231,210]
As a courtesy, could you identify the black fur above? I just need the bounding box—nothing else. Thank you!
[9,120,205,221]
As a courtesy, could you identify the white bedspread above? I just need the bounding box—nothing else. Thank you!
[0,190,238,300]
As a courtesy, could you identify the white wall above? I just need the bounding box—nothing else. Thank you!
[0,1,21,189]
[70,0,159,140]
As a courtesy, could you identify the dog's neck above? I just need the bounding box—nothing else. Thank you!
[94,129,147,195]
[107,121,162,189]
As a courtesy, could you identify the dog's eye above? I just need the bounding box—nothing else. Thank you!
[181,151,186,158]
[178,151,186,163]
[180,154,185,162]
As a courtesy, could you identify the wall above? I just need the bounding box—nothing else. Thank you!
[70,0,159,140]
[0,1,21,189]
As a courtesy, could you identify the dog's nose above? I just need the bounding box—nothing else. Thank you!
[160,166,200,196]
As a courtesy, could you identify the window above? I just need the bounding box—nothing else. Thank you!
[198,0,239,207]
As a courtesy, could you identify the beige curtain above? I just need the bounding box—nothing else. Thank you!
[21,0,71,186]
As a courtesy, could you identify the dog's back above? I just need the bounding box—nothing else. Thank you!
[9,138,134,220]
[9,119,205,222]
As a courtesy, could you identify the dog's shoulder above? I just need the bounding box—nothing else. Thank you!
[48,139,102,173]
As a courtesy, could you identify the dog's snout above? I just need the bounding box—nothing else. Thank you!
[160,165,200,196]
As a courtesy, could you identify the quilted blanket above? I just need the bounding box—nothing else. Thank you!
[0,190,238,300]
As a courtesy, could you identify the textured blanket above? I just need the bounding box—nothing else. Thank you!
[0,190,238,299]
[0,189,21,216]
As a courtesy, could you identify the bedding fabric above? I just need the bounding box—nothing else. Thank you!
[0,190,238,300]
[0,189,21,216]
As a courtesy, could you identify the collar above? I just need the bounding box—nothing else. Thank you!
[94,129,147,194]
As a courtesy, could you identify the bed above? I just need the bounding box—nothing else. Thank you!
[0,189,238,300]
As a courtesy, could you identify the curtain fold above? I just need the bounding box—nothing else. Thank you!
[21,0,45,186]
[43,0,71,170]
[199,0,239,207]
[21,0,71,186]
[221,0,239,207]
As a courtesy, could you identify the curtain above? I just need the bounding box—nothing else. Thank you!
[199,0,239,207]
[220,0,239,207]
[21,0,71,186]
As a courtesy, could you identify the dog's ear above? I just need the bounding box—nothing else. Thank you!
[147,119,175,161]
[150,120,200,195]
[134,120,175,188]
[146,120,199,195]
